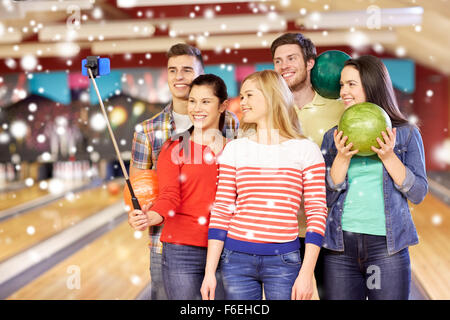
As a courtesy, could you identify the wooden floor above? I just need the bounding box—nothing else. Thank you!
[7,220,150,300]
[1,180,449,300]
[0,184,123,263]
[0,183,49,211]
[409,193,450,300]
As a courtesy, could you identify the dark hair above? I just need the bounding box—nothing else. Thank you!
[190,74,228,132]
[270,33,317,64]
[166,43,204,70]
[344,55,408,126]
[168,74,228,158]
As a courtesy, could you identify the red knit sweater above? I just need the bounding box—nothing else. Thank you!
[151,139,221,248]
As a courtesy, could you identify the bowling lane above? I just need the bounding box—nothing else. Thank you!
[0,182,50,212]
[0,160,98,213]
[7,220,149,300]
[0,179,90,213]
[0,181,124,263]
[409,193,450,299]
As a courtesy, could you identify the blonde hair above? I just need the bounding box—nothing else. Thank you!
[239,70,304,140]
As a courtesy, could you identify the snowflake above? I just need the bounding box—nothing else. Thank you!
[25,177,34,187]
[177,173,187,183]
[204,152,214,163]
[20,55,38,71]
[304,172,314,181]
[28,103,38,112]
[65,192,75,202]
[26,225,36,235]
[130,275,142,286]
[204,9,214,19]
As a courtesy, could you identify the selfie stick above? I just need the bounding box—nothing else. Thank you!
[82,56,141,210]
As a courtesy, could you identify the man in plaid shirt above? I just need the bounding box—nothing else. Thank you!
[129,43,239,300]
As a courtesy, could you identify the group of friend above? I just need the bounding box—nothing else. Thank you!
[127,33,428,300]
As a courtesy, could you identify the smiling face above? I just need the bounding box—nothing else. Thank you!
[273,44,313,91]
[167,54,203,100]
[239,79,268,127]
[340,65,367,108]
[187,84,224,131]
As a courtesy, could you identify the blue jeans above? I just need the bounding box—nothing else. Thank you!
[220,248,302,300]
[150,250,167,300]
[323,231,411,300]
[162,242,225,300]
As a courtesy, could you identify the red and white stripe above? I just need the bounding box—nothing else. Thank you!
[209,138,327,244]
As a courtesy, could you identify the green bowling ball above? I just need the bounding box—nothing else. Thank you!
[311,50,351,99]
[338,102,392,156]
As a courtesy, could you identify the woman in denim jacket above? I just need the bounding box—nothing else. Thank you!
[320,55,428,300]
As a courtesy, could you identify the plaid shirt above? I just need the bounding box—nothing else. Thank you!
[131,102,239,253]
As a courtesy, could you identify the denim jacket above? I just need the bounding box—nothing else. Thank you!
[320,124,428,255]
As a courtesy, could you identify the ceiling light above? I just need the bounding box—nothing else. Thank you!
[91,38,185,54]
[39,21,155,42]
[170,14,286,35]
[296,6,423,29]
[117,0,274,7]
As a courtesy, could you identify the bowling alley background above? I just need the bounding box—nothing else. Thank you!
[0,0,448,300]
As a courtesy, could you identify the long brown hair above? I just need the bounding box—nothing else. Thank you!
[239,70,304,140]
[344,55,408,126]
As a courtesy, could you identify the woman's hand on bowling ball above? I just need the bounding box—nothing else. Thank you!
[371,127,397,161]
[128,209,149,231]
[334,129,359,160]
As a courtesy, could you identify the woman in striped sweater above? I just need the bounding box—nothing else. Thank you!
[200,70,328,300]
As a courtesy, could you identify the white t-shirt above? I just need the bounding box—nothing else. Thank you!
[172,111,192,134]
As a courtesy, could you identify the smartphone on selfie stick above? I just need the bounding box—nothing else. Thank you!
[82,56,141,210]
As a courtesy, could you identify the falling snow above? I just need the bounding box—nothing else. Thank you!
[0,1,447,302]
[198,216,207,225]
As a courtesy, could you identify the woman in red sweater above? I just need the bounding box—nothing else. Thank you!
[128,74,231,299]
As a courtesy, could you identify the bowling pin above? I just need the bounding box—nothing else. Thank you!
[7,163,15,182]
[55,162,60,180]
[75,161,82,181]
[0,163,5,188]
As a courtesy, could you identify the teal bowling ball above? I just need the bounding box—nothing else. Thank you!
[338,102,392,156]
[311,50,351,99]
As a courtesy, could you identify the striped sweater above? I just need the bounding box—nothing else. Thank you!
[208,137,327,255]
